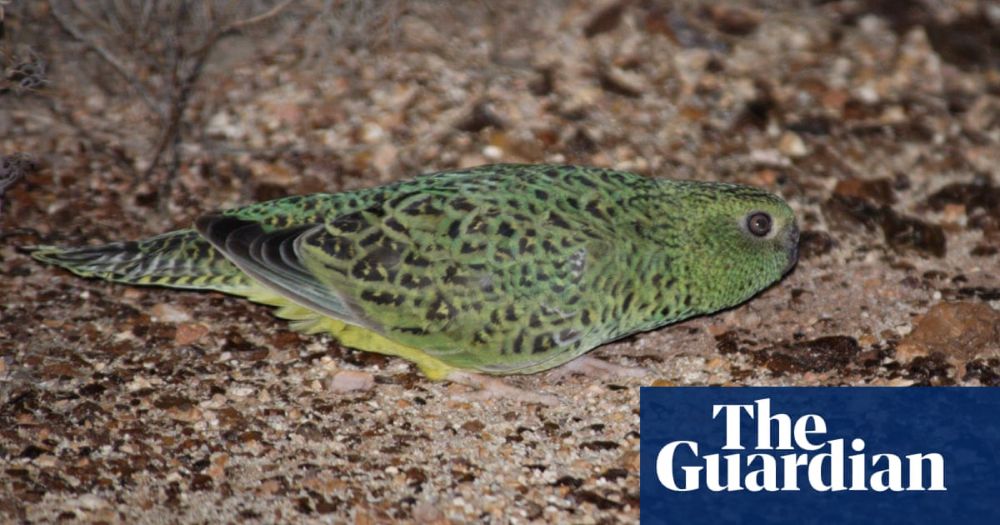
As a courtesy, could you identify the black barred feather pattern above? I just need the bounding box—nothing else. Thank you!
[31,229,253,294]
[29,190,403,296]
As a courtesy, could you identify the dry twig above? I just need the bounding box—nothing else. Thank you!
[144,0,294,213]
[48,0,164,118]
[0,153,37,215]
[45,0,294,214]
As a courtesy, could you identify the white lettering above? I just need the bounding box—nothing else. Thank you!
[653,399,948,493]
[756,398,793,450]
[713,403,754,450]
[656,441,701,491]
[705,453,743,491]
[745,454,779,492]
[781,453,809,491]
[871,454,904,492]
[848,438,868,490]
[794,414,826,451]
[807,438,845,491]
[906,453,946,491]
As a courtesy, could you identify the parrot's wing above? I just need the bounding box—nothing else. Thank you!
[201,167,621,374]
[291,185,615,374]
[195,214,365,325]
[29,192,400,297]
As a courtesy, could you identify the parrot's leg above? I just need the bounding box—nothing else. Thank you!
[446,371,559,406]
[547,355,650,380]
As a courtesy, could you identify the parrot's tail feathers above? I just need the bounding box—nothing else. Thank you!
[29,229,254,295]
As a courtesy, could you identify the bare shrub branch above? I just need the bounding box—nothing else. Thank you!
[48,0,164,117]
[1,49,47,95]
[44,0,296,213]
[0,153,37,215]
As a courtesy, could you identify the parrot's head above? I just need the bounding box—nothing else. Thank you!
[660,181,799,315]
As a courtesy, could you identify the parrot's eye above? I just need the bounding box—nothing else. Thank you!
[746,212,772,237]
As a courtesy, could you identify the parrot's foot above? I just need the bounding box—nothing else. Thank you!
[446,371,559,406]
[548,355,650,380]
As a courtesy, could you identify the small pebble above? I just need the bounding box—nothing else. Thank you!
[778,132,808,157]
[483,145,503,160]
[174,323,209,345]
[327,370,375,393]
[151,303,192,323]
[74,494,108,511]
[413,501,447,524]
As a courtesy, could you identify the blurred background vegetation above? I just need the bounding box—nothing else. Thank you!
[0,0,997,234]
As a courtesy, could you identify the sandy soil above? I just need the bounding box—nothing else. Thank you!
[2,1,999,523]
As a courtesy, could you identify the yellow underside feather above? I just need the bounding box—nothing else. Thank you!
[241,285,457,380]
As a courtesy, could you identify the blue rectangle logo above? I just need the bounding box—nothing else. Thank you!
[640,387,1000,524]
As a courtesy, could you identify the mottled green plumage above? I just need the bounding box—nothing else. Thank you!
[32,164,798,377]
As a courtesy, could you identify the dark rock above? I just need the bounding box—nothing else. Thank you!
[758,336,861,376]
[707,5,761,36]
[20,445,47,459]
[963,358,1000,387]
[955,287,1000,302]
[580,440,619,451]
[822,194,883,231]
[714,331,741,355]
[880,209,947,257]
[733,80,776,130]
[573,489,624,510]
[552,475,583,488]
[189,474,213,491]
[798,230,835,258]
[970,244,998,257]
[787,116,833,135]
[530,67,555,96]
[254,183,287,202]
[78,383,106,397]
[822,192,946,257]
[834,177,896,206]
[598,68,643,98]
[643,8,727,50]
[455,102,506,133]
[153,394,194,411]
[600,468,628,482]
[584,2,626,38]
[855,0,1000,70]
[925,176,998,214]
[904,354,955,386]
[925,13,1000,70]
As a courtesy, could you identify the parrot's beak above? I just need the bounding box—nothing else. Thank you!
[783,223,799,275]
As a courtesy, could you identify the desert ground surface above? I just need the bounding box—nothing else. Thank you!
[1,1,999,523]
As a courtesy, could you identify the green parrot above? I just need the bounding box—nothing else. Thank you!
[32,164,798,402]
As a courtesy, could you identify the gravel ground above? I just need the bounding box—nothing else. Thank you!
[2,1,999,523]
